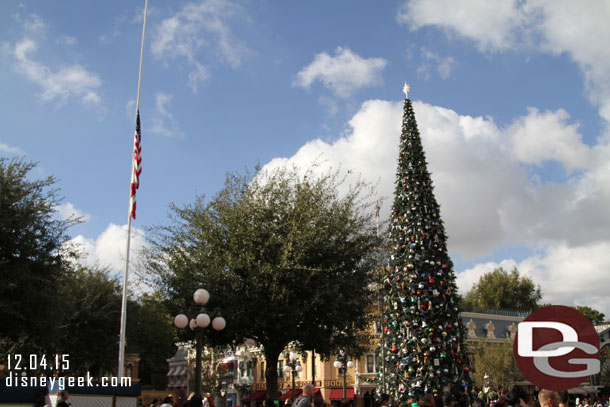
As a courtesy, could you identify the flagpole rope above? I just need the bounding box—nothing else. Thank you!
[118,0,149,380]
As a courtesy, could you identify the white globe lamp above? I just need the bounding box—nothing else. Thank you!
[196,312,211,328]
[193,289,210,305]
[174,314,188,329]
[212,316,226,331]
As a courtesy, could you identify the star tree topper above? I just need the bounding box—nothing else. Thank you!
[403,82,410,99]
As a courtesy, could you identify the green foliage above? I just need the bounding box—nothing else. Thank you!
[600,345,610,386]
[56,266,122,375]
[126,292,177,389]
[574,305,606,325]
[471,341,523,388]
[0,157,79,358]
[144,165,381,399]
[462,267,541,312]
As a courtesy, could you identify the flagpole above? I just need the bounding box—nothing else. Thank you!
[118,0,149,380]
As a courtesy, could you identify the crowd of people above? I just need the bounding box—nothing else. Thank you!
[141,386,610,407]
[285,383,353,407]
[145,391,215,407]
[49,384,610,407]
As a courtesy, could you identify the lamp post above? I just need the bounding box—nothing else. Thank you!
[174,288,227,396]
[333,350,354,399]
[282,352,303,401]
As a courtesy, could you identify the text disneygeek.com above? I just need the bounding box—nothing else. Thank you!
[4,373,132,391]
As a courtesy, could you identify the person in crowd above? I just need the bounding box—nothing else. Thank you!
[161,395,175,407]
[313,393,326,407]
[422,394,436,407]
[150,398,160,407]
[340,398,353,407]
[538,390,561,407]
[56,391,69,407]
[442,391,457,407]
[293,383,315,407]
[185,394,203,407]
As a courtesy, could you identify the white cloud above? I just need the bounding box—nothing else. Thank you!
[68,223,148,274]
[149,92,183,138]
[59,35,77,46]
[293,47,388,98]
[458,242,610,316]
[20,13,46,34]
[55,202,91,223]
[518,242,610,313]
[9,15,102,107]
[155,92,174,117]
[456,259,520,295]
[187,61,210,93]
[398,0,532,52]
[397,0,610,121]
[262,97,610,315]
[150,0,251,91]
[0,143,24,155]
[125,99,136,117]
[417,47,457,80]
[507,107,590,172]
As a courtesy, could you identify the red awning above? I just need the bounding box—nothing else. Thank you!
[328,389,354,400]
[243,391,267,402]
[279,389,302,401]
[217,361,235,371]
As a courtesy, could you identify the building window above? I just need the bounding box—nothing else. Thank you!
[278,360,284,377]
[247,360,253,377]
[312,354,316,378]
[366,355,375,373]
[260,361,265,381]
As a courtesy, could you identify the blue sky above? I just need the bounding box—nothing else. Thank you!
[2,1,609,316]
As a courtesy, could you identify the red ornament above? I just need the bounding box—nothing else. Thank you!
[429,278,435,284]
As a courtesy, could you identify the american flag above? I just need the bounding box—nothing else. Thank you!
[129,110,142,219]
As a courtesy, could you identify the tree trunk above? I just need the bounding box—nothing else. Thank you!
[311,349,315,385]
[264,349,280,405]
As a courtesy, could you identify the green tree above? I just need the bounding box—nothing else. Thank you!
[600,345,610,386]
[0,157,79,357]
[144,165,381,402]
[56,266,122,375]
[127,292,177,389]
[574,305,606,325]
[462,267,541,312]
[382,92,472,398]
[471,341,523,388]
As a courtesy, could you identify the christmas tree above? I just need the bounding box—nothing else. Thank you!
[381,84,472,399]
